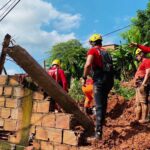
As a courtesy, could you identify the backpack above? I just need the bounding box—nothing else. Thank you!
[98,49,114,73]
[99,48,114,89]
[93,48,114,89]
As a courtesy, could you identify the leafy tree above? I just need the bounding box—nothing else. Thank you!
[46,39,87,79]
[131,2,150,45]
[111,44,137,80]
[68,78,84,102]
[111,1,150,80]
[121,1,150,45]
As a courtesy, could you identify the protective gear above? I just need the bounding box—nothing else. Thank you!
[89,34,102,42]
[135,48,142,56]
[52,59,61,66]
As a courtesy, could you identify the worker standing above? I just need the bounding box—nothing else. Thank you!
[83,34,114,140]
[134,48,150,123]
[48,59,68,111]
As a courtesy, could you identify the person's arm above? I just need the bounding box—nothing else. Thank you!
[83,55,93,85]
[142,68,150,86]
[138,45,150,53]
[83,55,93,78]
[130,42,150,53]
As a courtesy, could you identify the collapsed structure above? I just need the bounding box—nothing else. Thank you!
[0,34,94,149]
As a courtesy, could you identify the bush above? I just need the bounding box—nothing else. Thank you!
[68,78,84,102]
[113,79,135,100]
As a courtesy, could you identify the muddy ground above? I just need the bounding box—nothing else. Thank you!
[88,94,150,150]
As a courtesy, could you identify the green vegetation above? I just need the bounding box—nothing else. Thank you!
[111,1,150,80]
[46,1,150,100]
[46,39,87,79]
[113,80,135,100]
[68,78,84,102]
[110,44,138,80]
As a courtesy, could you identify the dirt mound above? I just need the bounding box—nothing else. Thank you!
[90,94,150,150]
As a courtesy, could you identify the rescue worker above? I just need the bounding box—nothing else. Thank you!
[83,34,114,140]
[48,59,68,111]
[130,42,150,53]
[134,48,150,123]
[81,76,95,115]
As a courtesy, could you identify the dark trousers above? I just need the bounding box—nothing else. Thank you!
[93,76,113,134]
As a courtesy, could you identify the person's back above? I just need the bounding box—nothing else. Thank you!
[48,65,59,82]
[48,59,68,92]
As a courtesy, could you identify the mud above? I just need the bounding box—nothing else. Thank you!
[90,94,150,150]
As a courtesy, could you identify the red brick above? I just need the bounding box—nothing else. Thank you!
[1,108,11,118]
[33,91,44,100]
[41,141,53,150]
[54,144,70,150]
[31,113,44,126]
[30,126,36,134]
[0,118,4,126]
[32,101,37,112]
[63,130,81,146]
[0,96,5,107]
[48,128,62,143]
[13,86,24,97]
[42,114,55,128]
[32,140,41,150]
[69,146,78,150]
[0,86,3,95]
[79,147,93,150]
[35,126,49,141]
[8,133,21,144]
[16,120,22,130]
[36,101,50,113]
[11,108,23,120]
[0,75,7,85]
[24,146,34,150]
[4,119,17,131]
[6,98,19,108]
[56,113,76,129]
[9,75,20,86]
[3,86,13,96]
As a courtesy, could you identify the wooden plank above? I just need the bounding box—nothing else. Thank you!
[6,45,94,135]
[0,34,11,74]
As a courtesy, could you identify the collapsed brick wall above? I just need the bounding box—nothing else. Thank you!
[0,75,92,150]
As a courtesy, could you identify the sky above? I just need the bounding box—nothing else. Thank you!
[0,0,149,74]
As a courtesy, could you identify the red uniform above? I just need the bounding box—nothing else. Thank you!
[135,58,150,79]
[48,66,68,91]
[87,46,106,69]
[138,44,150,53]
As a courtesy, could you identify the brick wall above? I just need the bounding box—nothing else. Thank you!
[0,75,93,150]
